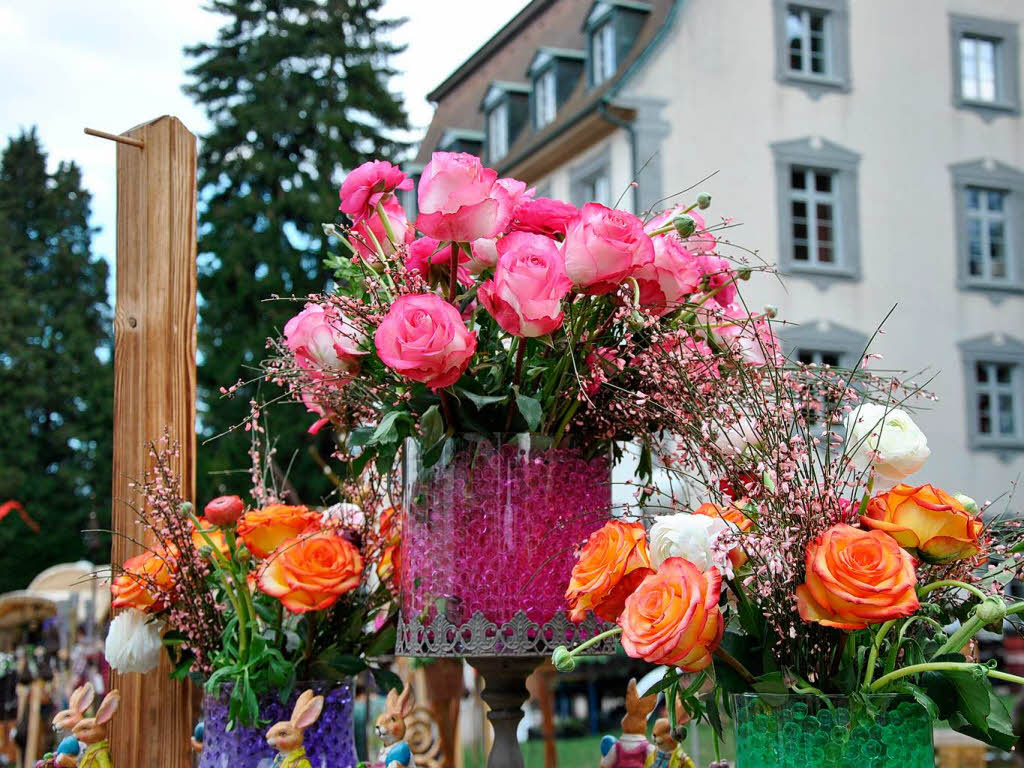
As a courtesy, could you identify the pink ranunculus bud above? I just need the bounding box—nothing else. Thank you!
[374,293,477,389]
[635,223,703,315]
[508,197,580,239]
[204,495,245,527]
[647,206,717,254]
[349,198,413,260]
[695,253,737,308]
[338,160,413,224]
[405,236,471,286]
[415,152,513,243]
[283,303,367,382]
[561,203,655,294]
[478,232,572,338]
[468,237,500,273]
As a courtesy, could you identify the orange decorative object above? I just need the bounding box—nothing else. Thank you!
[796,523,919,630]
[237,504,321,558]
[565,520,652,623]
[111,548,177,612]
[0,500,40,532]
[693,501,754,569]
[258,532,363,613]
[862,483,983,564]
[618,557,723,671]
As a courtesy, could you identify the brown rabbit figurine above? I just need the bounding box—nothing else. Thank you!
[265,689,325,768]
[53,683,94,735]
[373,684,414,768]
[649,696,696,768]
[72,690,119,768]
[600,678,657,768]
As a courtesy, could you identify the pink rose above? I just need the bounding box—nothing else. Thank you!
[478,232,572,338]
[496,177,535,208]
[711,304,782,367]
[509,197,580,239]
[416,152,513,242]
[584,347,624,396]
[469,238,500,272]
[405,236,471,286]
[647,207,717,254]
[284,303,366,381]
[374,293,477,389]
[350,198,413,260]
[696,254,737,308]
[635,229,702,315]
[338,160,412,224]
[562,203,654,294]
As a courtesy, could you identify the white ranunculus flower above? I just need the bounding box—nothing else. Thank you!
[105,609,164,674]
[714,417,760,457]
[845,403,930,483]
[649,513,730,572]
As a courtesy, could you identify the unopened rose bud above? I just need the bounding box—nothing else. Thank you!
[672,215,696,238]
[179,501,194,515]
[235,544,251,563]
[763,304,778,319]
[552,646,576,672]
[199,544,214,558]
[696,192,711,210]
[955,493,979,516]
[977,597,1006,625]
[738,268,752,280]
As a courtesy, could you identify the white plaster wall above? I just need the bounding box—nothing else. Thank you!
[532,128,636,211]
[600,0,1024,502]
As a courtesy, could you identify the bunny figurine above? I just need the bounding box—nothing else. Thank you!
[599,679,658,768]
[265,689,325,768]
[53,683,94,735]
[373,684,415,768]
[35,735,81,768]
[71,690,120,768]
[647,697,695,768]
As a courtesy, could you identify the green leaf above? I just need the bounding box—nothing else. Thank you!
[515,392,542,431]
[456,389,507,410]
[637,441,653,483]
[891,682,938,721]
[751,671,787,694]
[369,410,409,445]
[372,666,403,695]
[534,333,555,349]
[419,404,443,447]
[364,624,397,658]
[921,660,991,735]
[713,631,761,695]
[311,647,369,680]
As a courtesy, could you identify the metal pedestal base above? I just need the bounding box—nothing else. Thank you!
[467,656,543,768]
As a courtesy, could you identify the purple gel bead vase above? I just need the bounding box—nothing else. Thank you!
[400,433,611,628]
[198,681,357,768]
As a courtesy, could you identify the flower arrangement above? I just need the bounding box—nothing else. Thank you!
[104,440,399,728]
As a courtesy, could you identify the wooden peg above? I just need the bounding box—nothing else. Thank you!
[83,127,145,149]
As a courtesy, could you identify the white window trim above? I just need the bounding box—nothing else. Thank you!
[950,13,1021,118]
[591,20,616,85]
[487,102,509,162]
[534,69,557,129]
[789,167,840,268]
[787,5,832,79]
[773,0,851,97]
[960,334,1024,452]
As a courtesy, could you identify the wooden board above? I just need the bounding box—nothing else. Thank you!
[109,115,198,768]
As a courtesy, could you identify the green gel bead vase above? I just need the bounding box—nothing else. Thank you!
[731,693,934,768]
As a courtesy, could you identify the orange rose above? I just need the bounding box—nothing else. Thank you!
[693,502,754,569]
[192,517,230,558]
[111,548,177,612]
[258,532,364,613]
[237,504,321,558]
[796,523,919,630]
[565,520,653,622]
[862,483,983,564]
[618,557,723,671]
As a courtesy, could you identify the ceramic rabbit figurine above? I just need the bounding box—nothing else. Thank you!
[374,684,415,768]
[599,679,658,768]
[71,690,119,768]
[265,689,325,768]
[647,697,696,768]
[52,683,94,735]
[35,735,81,768]
[191,720,204,754]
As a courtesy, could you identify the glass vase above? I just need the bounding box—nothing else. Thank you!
[731,693,934,768]
[198,680,357,768]
[399,433,611,630]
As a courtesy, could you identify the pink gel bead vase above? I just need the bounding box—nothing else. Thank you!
[396,433,614,657]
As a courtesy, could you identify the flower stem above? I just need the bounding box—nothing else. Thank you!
[713,646,755,685]
[870,661,1024,691]
[375,200,398,245]
[918,579,989,602]
[932,615,985,659]
[863,619,897,687]
[570,627,622,657]
[447,242,459,303]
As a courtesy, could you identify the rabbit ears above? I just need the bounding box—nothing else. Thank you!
[625,679,657,717]
[290,690,325,731]
[385,683,414,718]
[95,691,120,725]
[69,683,95,714]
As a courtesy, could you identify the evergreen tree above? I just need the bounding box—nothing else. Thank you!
[184,0,409,503]
[0,129,113,592]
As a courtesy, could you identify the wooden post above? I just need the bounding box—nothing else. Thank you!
[107,116,198,768]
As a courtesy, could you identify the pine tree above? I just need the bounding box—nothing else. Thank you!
[0,129,113,592]
[184,0,409,503]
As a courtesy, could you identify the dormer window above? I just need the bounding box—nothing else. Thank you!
[481,82,531,165]
[528,48,585,131]
[591,20,616,84]
[584,1,651,88]
[487,103,509,160]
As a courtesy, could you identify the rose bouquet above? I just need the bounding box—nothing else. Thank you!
[104,439,400,729]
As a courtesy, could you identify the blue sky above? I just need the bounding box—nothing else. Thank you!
[0,0,529,291]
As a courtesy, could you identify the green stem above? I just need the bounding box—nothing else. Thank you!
[375,200,398,245]
[918,579,989,602]
[189,512,249,658]
[933,615,985,659]
[713,646,756,685]
[857,476,875,516]
[567,627,622,658]
[870,661,1024,691]
[552,399,581,447]
[864,619,898,687]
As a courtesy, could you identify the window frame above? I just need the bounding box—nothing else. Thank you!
[773,0,851,97]
[960,334,1024,452]
[590,19,616,86]
[570,147,614,209]
[486,101,509,163]
[533,67,558,130]
[772,137,861,281]
[950,14,1021,118]
[950,159,1024,295]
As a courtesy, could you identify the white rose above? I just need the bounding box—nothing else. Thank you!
[845,403,930,483]
[714,417,760,457]
[649,513,730,573]
[104,608,164,674]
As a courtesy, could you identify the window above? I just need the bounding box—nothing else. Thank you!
[591,21,616,85]
[772,138,861,279]
[773,0,850,95]
[960,335,1024,451]
[570,149,613,208]
[951,14,1021,116]
[950,159,1024,293]
[796,349,842,367]
[487,102,508,162]
[780,322,868,430]
[534,69,557,129]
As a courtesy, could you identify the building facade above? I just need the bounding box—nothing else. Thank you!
[412,0,1024,502]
